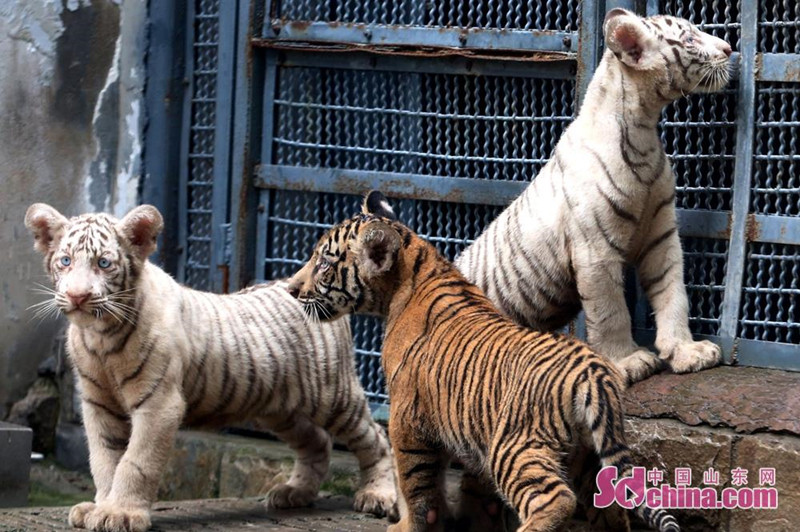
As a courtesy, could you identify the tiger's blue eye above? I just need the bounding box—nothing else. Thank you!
[98,258,111,269]
[60,256,71,267]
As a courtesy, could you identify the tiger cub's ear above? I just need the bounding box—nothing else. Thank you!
[25,203,69,254]
[118,205,164,260]
[603,8,658,70]
[358,220,401,278]
[362,190,398,221]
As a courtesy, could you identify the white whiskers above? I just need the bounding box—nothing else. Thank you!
[27,283,65,323]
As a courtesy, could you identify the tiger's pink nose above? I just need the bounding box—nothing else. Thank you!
[66,291,90,307]
[720,41,732,57]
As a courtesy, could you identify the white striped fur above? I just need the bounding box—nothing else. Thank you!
[455,10,731,384]
[25,204,397,532]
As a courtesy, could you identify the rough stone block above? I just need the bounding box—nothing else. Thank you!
[7,377,60,454]
[727,434,800,531]
[0,422,33,508]
[218,451,293,499]
[625,417,734,531]
[159,431,224,501]
[54,422,89,472]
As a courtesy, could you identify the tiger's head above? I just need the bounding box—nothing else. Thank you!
[603,9,732,99]
[288,191,403,322]
[25,203,163,327]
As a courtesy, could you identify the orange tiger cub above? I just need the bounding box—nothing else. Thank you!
[288,191,679,532]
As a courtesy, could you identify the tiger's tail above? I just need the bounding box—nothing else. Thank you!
[575,371,680,532]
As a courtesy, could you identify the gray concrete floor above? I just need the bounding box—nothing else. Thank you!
[0,496,388,531]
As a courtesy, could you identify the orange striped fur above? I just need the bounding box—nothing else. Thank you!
[288,192,679,532]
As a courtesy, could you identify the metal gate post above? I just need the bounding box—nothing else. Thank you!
[210,0,239,293]
[142,0,188,274]
[576,0,602,110]
[254,51,279,282]
[719,3,758,360]
[229,0,268,288]
[176,0,195,285]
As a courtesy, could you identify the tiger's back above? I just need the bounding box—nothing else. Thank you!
[381,234,629,477]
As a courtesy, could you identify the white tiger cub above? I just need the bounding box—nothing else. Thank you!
[25,204,397,532]
[453,9,732,384]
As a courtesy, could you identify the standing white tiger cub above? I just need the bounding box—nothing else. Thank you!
[453,9,732,384]
[25,204,397,532]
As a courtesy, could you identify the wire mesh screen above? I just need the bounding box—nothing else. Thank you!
[750,82,800,216]
[658,0,740,211]
[277,0,580,30]
[183,0,221,290]
[684,238,730,336]
[759,0,800,53]
[638,236,729,337]
[273,68,575,182]
[741,242,800,343]
[660,87,738,212]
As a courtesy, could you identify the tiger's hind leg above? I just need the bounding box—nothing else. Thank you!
[388,416,451,532]
[491,442,576,532]
[455,470,507,532]
[325,384,398,520]
[259,414,332,509]
[569,445,630,532]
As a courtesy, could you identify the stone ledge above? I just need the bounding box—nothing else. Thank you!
[625,366,800,435]
[626,418,800,531]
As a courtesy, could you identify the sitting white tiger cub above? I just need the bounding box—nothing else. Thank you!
[453,9,732,384]
[25,204,397,532]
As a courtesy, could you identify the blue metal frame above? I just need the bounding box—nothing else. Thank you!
[159,0,800,385]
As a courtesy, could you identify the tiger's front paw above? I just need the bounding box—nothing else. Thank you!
[354,484,399,521]
[614,349,667,385]
[265,483,317,509]
[662,340,722,374]
[84,502,151,532]
[68,501,96,528]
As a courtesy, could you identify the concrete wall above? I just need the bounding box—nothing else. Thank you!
[0,0,147,418]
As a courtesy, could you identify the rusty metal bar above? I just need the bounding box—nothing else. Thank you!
[254,164,527,206]
[259,21,578,55]
[277,49,575,78]
[757,53,800,82]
